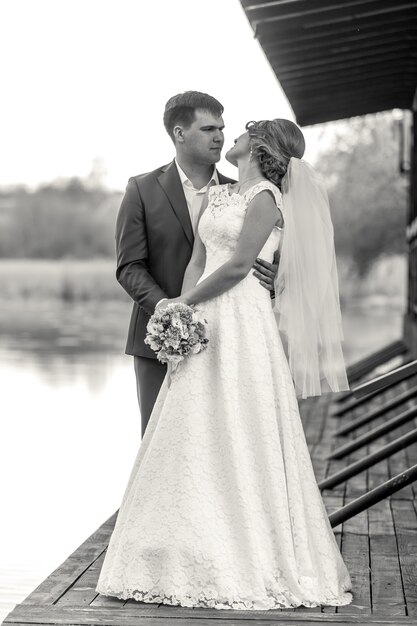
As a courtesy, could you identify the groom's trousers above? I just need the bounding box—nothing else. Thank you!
[134,356,167,438]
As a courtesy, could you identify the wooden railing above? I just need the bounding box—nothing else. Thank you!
[323,350,417,528]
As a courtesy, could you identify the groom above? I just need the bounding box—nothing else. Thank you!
[116,91,278,437]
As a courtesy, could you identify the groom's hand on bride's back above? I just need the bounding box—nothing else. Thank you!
[252,249,280,298]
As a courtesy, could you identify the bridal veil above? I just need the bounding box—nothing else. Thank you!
[273,157,350,399]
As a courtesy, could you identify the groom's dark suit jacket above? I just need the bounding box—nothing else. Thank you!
[116,159,235,358]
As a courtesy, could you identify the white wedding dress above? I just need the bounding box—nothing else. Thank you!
[96,180,353,610]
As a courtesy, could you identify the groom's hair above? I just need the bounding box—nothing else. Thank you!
[163,91,224,142]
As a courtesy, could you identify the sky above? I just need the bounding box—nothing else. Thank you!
[1,0,323,190]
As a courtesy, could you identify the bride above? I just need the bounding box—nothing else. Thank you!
[95,118,353,610]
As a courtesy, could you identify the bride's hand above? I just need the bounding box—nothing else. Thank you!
[155,298,169,313]
[156,296,189,313]
[155,296,184,313]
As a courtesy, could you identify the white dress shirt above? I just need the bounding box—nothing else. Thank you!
[155,160,219,310]
[174,158,219,234]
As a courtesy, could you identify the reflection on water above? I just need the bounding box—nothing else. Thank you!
[0,301,141,620]
[0,297,405,620]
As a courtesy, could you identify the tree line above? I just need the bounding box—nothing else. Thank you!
[314,111,408,276]
[0,111,408,276]
[0,178,122,259]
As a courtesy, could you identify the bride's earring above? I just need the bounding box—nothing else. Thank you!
[249,146,253,162]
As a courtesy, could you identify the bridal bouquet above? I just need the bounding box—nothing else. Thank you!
[145,303,209,370]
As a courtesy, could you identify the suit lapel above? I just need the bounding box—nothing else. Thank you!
[158,161,194,246]
[218,171,236,185]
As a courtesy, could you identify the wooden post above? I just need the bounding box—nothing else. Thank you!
[404,98,417,357]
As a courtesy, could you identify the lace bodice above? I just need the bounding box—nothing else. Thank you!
[198,180,283,277]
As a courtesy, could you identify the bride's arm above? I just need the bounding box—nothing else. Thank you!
[178,190,281,306]
[180,193,209,295]
[181,232,206,294]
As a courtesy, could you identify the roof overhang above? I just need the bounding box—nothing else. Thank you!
[240,0,417,125]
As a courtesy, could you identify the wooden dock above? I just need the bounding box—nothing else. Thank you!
[4,369,417,626]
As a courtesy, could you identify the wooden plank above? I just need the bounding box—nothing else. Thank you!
[341,501,368,536]
[294,98,410,127]
[19,513,117,606]
[255,2,417,38]
[311,455,328,484]
[270,45,415,77]
[312,427,333,477]
[402,405,417,498]
[322,493,344,535]
[244,0,404,22]
[390,499,417,615]
[387,419,415,500]
[390,498,417,535]
[267,37,416,69]
[8,368,417,625]
[368,500,395,536]
[406,435,417,498]
[345,389,407,614]
[341,408,372,535]
[337,532,371,615]
[303,395,328,444]
[344,450,367,499]
[5,603,417,625]
[342,408,371,530]
[326,425,366,498]
[57,553,106,607]
[321,531,341,615]
[325,455,347,497]
[262,22,416,56]
[362,394,416,499]
[367,453,390,493]
[90,592,126,607]
[257,10,417,46]
[300,396,322,447]
[369,535,406,616]
[302,394,336,523]
[396,543,417,616]
[324,467,346,496]
[280,61,416,91]
[264,31,416,62]
[274,54,416,85]
[155,604,322,619]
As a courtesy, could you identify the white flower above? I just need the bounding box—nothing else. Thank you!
[145,302,209,364]
[170,354,184,364]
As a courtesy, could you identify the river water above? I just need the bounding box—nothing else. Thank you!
[0,298,405,620]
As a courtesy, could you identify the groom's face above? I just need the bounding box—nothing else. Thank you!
[180,109,225,165]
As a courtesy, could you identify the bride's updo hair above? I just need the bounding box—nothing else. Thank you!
[246,119,305,190]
